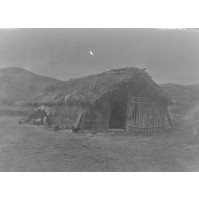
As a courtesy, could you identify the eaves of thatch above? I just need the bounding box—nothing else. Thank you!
[28,67,172,107]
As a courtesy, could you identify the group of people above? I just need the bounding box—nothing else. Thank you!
[19,105,84,132]
[19,105,52,127]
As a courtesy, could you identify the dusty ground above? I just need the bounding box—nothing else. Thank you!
[1,116,199,171]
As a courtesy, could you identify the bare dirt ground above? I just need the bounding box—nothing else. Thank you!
[1,116,199,171]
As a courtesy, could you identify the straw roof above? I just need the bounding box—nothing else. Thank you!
[28,67,172,106]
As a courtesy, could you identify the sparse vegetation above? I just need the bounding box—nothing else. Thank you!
[0,115,199,171]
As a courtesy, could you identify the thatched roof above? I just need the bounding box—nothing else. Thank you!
[28,67,172,107]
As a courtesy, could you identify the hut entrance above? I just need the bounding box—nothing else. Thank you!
[109,91,128,129]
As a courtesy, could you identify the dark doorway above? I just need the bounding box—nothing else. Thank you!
[109,92,128,129]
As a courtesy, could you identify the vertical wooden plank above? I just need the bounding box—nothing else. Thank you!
[126,97,169,134]
[166,109,173,129]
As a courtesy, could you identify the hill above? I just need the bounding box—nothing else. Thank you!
[160,83,199,116]
[1,66,198,116]
[0,67,59,104]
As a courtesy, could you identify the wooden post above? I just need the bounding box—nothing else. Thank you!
[165,109,173,129]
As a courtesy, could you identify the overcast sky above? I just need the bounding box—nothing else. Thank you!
[0,28,199,84]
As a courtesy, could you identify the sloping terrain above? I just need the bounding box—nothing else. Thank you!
[189,83,199,92]
[0,67,59,104]
[161,83,199,101]
[160,83,199,115]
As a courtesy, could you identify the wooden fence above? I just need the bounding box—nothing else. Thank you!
[126,97,167,133]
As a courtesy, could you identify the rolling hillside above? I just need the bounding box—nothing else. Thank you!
[1,66,199,116]
[0,67,59,104]
[160,83,199,115]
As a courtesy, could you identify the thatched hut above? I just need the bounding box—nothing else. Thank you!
[28,67,172,133]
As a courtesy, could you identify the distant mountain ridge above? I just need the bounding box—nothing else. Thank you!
[0,67,59,103]
[160,83,199,99]
[0,67,199,112]
[0,67,35,75]
[160,83,199,115]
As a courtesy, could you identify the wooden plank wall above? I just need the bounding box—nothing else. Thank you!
[126,97,166,133]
